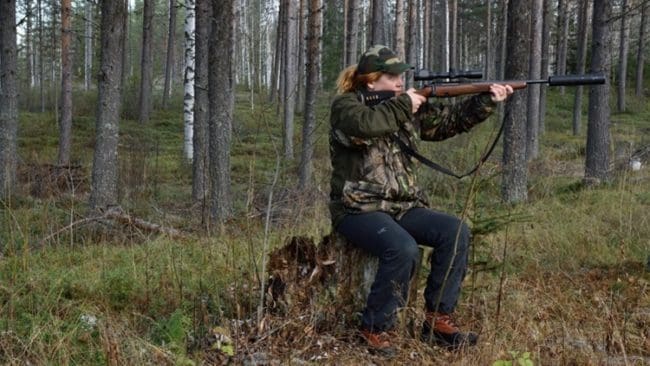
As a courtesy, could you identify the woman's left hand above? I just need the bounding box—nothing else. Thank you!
[488,84,514,102]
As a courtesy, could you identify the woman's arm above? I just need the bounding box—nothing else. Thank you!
[330,92,413,138]
[417,94,496,141]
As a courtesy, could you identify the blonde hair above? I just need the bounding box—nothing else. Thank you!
[336,65,383,94]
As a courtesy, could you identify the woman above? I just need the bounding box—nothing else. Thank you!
[329,45,512,355]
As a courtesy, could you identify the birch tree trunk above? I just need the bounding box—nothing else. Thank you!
[84,0,93,91]
[90,0,126,210]
[0,0,18,199]
[502,0,528,203]
[192,0,210,203]
[58,0,73,166]
[298,0,322,189]
[183,0,196,162]
[526,0,542,161]
[635,1,647,97]
[208,0,235,222]
[585,0,612,186]
[616,0,629,113]
[572,0,590,136]
[163,0,177,109]
[138,0,154,123]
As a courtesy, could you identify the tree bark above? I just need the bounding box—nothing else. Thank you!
[84,0,93,91]
[163,0,177,109]
[485,0,494,79]
[0,0,18,199]
[345,0,359,66]
[616,0,629,113]
[58,0,73,166]
[585,0,612,186]
[635,1,647,97]
[208,0,235,222]
[192,0,210,203]
[370,0,386,45]
[38,0,45,112]
[406,0,417,88]
[282,0,297,160]
[572,0,590,136]
[138,0,154,123]
[539,0,551,135]
[183,0,196,162]
[89,0,126,210]
[449,0,458,69]
[555,0,569,94]
[501,0,528,203]
[298,0,322,189]
[395,0,405,60]
[526,0,543,161]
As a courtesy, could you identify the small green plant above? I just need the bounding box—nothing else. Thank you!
[493,351,534,366]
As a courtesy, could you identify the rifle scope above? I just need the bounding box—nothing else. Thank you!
[414,69,483,81]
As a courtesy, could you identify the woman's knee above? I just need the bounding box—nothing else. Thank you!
[383,237,419,264]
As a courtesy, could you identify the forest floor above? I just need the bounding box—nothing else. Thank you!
[1,90,649,365]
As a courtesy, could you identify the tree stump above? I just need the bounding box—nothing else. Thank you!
[266,234,423,333]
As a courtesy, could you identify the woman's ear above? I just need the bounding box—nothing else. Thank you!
[367,81,375,90]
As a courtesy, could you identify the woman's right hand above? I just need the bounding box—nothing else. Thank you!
[405,88,427,114]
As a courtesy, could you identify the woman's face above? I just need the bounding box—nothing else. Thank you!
[367,73,404,92]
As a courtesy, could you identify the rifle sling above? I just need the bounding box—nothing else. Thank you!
[391,118,505,179]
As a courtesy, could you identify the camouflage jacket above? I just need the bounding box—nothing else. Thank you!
[328,90,496,228]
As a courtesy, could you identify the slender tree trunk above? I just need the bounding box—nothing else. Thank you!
[51,0,59,120]
[120,0,128,90]
[406,0,416,88]
[0,0,18,199]
[192,0,210,203]
[84,0,93,91]
[556,0,569,94]
[38,0,45,112]
[298,0,322,189]
[636,1,647,97]
[486,0,493,79]
[572,0,590,135]
[208,0,235,222]
[585,0,612,186]
[497,0,507,80]
[183,0,196,162]
[539,0,551,134]
[370,0,386,45]
[526,0,542,161]
[268,1,284,103]
[345,0,360,66]
[449,0,457,69]
[616,0,629,113]
[26,0,34,98]
[395,0,405,60]
[501,0,529,203]
[58,0,73,166]
[282,0,297,159]
[296,0,306,114]
[423,0,430,69]
[90,0,126,210]
[138,0,154,123]
[163,0,177,108]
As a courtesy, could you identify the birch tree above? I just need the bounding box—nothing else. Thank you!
[502,0,529,203]
[90,0,126,210]
[58,0,73,165]
[585,0,612,186]
[0,0,18,199]
[183,0,196,162]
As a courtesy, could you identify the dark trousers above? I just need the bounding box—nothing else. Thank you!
[336,207,470,332]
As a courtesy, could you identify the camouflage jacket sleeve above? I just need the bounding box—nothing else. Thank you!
[330,92,413,138]
[416,93,496,141]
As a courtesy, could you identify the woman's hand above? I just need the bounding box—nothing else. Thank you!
[405,88,427,114]
[488,84,514,102]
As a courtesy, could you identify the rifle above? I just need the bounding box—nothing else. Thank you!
[358,69,607,179]
[359,70,606,106]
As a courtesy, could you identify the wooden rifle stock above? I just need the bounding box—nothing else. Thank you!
[416,81,528,98]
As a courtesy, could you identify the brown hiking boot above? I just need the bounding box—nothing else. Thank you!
[421,312,478,350]
[360,328,397,357]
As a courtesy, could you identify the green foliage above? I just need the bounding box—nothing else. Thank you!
[493,351,534,366]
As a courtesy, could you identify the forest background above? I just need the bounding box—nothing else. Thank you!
[0,0,649,364]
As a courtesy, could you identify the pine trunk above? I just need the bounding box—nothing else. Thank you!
[636,1,647,97]
[572,0,590,136]
[370,0,386,45]
[282,0,297,160]
[501,0,529,203]
[89,0,126,210]
[539,0,552,135]
[138,0,154,123]
[345,0,359,66]
[585,0,612,186]
[616,0,629,113]
[526,0,542,161]
[556,0,569,94]
[298,0,322,189]
[58,0,73,166]
[163,0,177,108]
[0,0,18,199]
[84,0,93,91]
[192,0,210,203]
[395,0,405,60]
[208,0,235,222]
